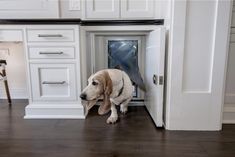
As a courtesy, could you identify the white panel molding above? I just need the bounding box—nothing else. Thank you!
[84,0,120,19]
[165,0,232,130]
[121,0,155,19]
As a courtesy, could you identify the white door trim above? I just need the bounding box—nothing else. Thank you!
[165,0,233,130]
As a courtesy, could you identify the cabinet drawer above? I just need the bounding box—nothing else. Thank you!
[30,64,77,101]
[27,29,74,42]
[28,47,75,59]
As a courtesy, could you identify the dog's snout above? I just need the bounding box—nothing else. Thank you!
[80,93,87,100]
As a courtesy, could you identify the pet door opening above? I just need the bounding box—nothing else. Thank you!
[90,35,145,100]
[108,40,138,97]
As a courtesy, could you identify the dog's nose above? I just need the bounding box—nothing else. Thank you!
[80,93,87,100]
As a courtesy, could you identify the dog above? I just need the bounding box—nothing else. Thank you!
[80,69,133,124]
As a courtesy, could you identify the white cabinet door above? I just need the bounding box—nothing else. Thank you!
[85,0,120,19]
[30,63,77,101]
[121,0,154,19]
[0,0,59,19]
[145,27,165,127]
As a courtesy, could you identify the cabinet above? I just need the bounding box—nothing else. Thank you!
[0,0,59,19]
[24,25,84,119]
[84,0,155,19]
[0,25,84,119]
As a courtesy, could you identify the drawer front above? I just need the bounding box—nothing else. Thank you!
[30,64,77,101]
[27,29,74,42]
[28,47,75,59]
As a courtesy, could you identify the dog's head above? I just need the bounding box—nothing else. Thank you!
[80,70,113,115]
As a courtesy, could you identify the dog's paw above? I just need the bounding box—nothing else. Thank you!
[120,105,128,114]
[106,116,118,124]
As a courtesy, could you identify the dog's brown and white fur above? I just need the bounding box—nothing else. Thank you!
[80,69,133,124]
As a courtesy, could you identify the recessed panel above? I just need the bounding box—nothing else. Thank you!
[30,64,76,101]
[127,0,148,11]
[182,1,216,92]
[86,0,119,18]
[93,0,115,11]
[121,0,154,18]
[39,68,70,97]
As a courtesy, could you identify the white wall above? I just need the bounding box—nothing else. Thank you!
[223,2,235,124]
[0,42,28,99]
[165,0,232,130]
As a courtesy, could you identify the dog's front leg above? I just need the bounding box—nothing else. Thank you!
[106,103,118,124]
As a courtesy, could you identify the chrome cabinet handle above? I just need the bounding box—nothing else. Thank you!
[38,34,63,38]
[39,52,63,55]
[42,81,66,85]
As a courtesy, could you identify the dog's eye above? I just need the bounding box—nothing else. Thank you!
[92,81,98,86]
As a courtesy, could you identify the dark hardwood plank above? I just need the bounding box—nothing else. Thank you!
[0,99,235,157]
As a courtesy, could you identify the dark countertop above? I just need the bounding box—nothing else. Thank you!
[0,19,164,25]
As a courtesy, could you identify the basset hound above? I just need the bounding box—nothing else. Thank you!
[80,69,133,124]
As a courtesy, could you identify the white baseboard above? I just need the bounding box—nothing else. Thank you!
[0,88,28,99]
[24,104,85,119]
[223,106,235,112]
[223,120,235,124]
[129,101,145,106]
[223,104,235,124]
[225,93,235,104]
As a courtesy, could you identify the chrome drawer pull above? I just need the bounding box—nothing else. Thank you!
[38,34,63,38]
[42,81,66,85]
[39,52,63,55]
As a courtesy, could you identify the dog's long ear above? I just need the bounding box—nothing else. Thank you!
[98,71,113,115]
[82,99,97,117]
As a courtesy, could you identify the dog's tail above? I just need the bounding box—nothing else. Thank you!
[121,71,134,98]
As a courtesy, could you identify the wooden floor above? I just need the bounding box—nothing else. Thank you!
[0,100,235,157]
